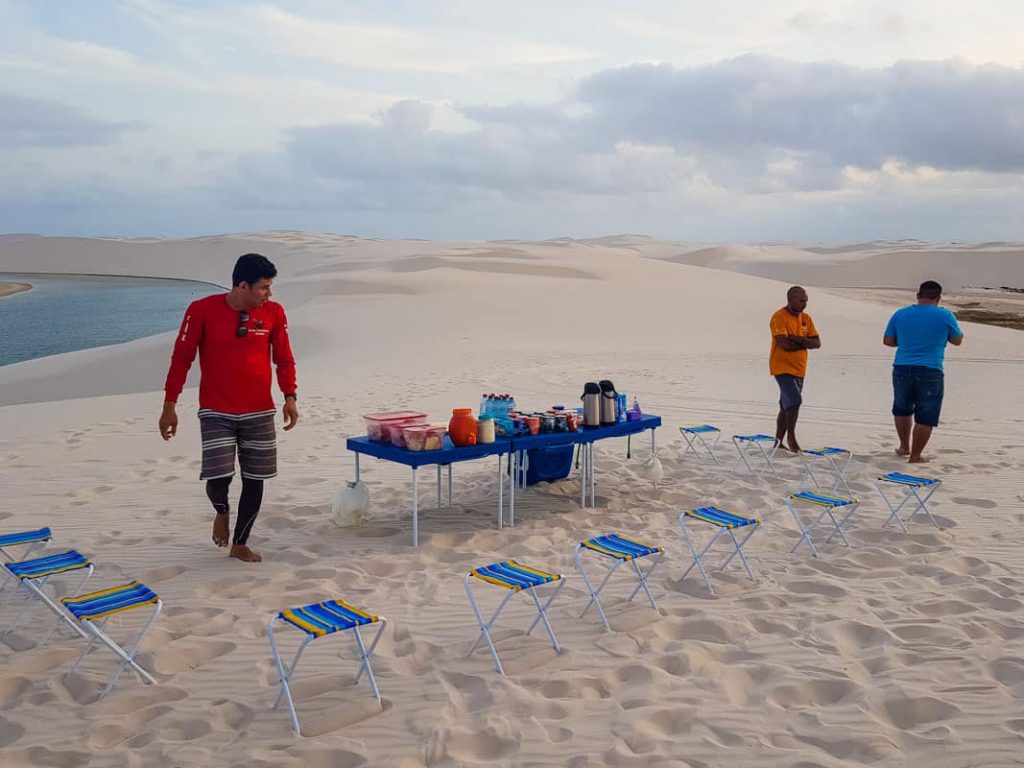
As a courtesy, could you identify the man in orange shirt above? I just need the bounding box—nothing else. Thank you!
[769,286,821,452]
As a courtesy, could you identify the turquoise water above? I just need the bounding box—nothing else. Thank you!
[0,273,224,366]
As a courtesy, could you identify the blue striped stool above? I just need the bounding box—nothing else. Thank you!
[876,472,942,531]
[678,506,760,595]
[732,434,780,478]
[799,447,854,497]
[575,534,664,630]
[679,425,723,464]
[61,581,161,698]
[268,599,388,736]
[3,550,94,644]
[464,560,565,675]
[786,491,860,556]
[0,527,52,565]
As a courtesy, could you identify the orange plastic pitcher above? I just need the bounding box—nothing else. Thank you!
[448,408,478,446]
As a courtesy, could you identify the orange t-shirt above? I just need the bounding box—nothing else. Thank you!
[769,307,818,377]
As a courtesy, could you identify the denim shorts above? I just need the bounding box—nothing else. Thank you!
[775,374,804,409]
[892,365,944,427]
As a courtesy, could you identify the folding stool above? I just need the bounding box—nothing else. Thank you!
[799,447,854,497]
[575,533,664,630]
[875,472,943,531]
[0,527,52,564]
[3,550,93,644]
[464,560,565,676]
[60,580,161,698]
[679,425,723,464]
[732,434,780,478]
[786,491,860,556]
[678,506,760,596]
[268,598,388,736]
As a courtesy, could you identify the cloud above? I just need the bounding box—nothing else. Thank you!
[0,92,138,147]
[575,56,1024,176]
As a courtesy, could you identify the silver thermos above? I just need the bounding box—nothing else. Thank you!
[582,382,601,428]
[599,379,618,425]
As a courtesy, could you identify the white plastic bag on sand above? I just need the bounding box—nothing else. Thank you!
[638,452,664,486]
[331,480,369,527]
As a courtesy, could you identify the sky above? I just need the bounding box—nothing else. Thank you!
[1,0,1022,242]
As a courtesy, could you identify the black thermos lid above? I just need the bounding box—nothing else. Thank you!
[598,379,616,393]
[583,382,601,395]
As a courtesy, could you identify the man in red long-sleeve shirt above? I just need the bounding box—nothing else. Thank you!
[159,253,299,563]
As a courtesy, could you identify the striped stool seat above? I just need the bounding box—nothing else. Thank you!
[876,473,943,531]
[580,533,663,561]
[61,581,159,621]
[278,599,379,638]
[0,527,52,552]
[59,579,161,700]
[465,560,565,675]
[790,491,857,508]
[575,534,665,630]
[679,425,723,464]
[268,597,388,736]
[683,424,719,434]
[787,491,861,556]
[732,434,780,479]
[470,560,560,591]
[880,472,939,487]
[799,447,854,497]
[685,506,758,528]
[1,549,95,646]
[6,550,90,580]
[679,506,761,595]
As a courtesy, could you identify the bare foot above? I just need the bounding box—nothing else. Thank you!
[787,442,801,453]
[212,515,229,547]
[908,455,931,464]
[229,544,262,562]
[895,446,911,457]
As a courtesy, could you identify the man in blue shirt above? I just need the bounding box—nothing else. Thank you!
[883,280,964,463]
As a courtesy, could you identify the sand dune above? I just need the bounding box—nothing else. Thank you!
[1,233,1022,766]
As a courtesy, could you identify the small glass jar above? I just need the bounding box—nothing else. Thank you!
[477,415,496,444]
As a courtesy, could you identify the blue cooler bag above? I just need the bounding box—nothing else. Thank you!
[525,445,575,485]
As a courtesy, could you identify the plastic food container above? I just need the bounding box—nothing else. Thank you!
[403,425,446,451]
[386,418,427,448]
[363,411,429,442]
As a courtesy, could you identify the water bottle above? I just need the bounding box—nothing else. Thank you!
[631,397,641,416]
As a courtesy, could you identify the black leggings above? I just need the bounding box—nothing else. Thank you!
[205,476,264,546]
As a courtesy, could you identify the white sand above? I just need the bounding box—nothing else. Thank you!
[1,234,1022,766]
[0,281,31,298]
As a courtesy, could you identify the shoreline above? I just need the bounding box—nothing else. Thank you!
[0,281,31,298]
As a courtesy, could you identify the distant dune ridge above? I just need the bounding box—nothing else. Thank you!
[0,233,1023,766]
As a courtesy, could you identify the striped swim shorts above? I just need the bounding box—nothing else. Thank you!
[198,409,277,481]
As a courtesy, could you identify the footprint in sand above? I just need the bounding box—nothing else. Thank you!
[144,638,237,675]
[86,705,175,749]
[951,497,997,508]
[0,714,25,748]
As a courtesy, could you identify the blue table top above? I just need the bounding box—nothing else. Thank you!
[346,414,661,468]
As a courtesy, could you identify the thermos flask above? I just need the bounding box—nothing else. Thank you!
[581,382,601,427]
[599,380,618,425]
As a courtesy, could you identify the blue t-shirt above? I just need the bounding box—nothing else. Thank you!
[884,304,963,370]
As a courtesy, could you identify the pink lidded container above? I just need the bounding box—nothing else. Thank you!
[363,411,429,442]
[386,418,427,447]
[403,425,446,451]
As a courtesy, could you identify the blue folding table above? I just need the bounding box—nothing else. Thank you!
[346,414,661,546]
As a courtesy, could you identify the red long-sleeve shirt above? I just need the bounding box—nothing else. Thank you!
[163,294,297,414]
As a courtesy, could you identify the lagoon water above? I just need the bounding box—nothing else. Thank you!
[0,273,223,366]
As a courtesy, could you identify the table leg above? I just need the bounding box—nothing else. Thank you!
[580,444,586,508]
[448,465,453,506]
[590,442,596,507]
[436,465,441,508]
[651,428,656,454]
[354,453,361,482]
[412,467,419,547]
[510,451,516,528]
[497,454,504,529]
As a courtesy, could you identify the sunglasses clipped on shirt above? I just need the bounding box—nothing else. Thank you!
[236,311,265,338]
